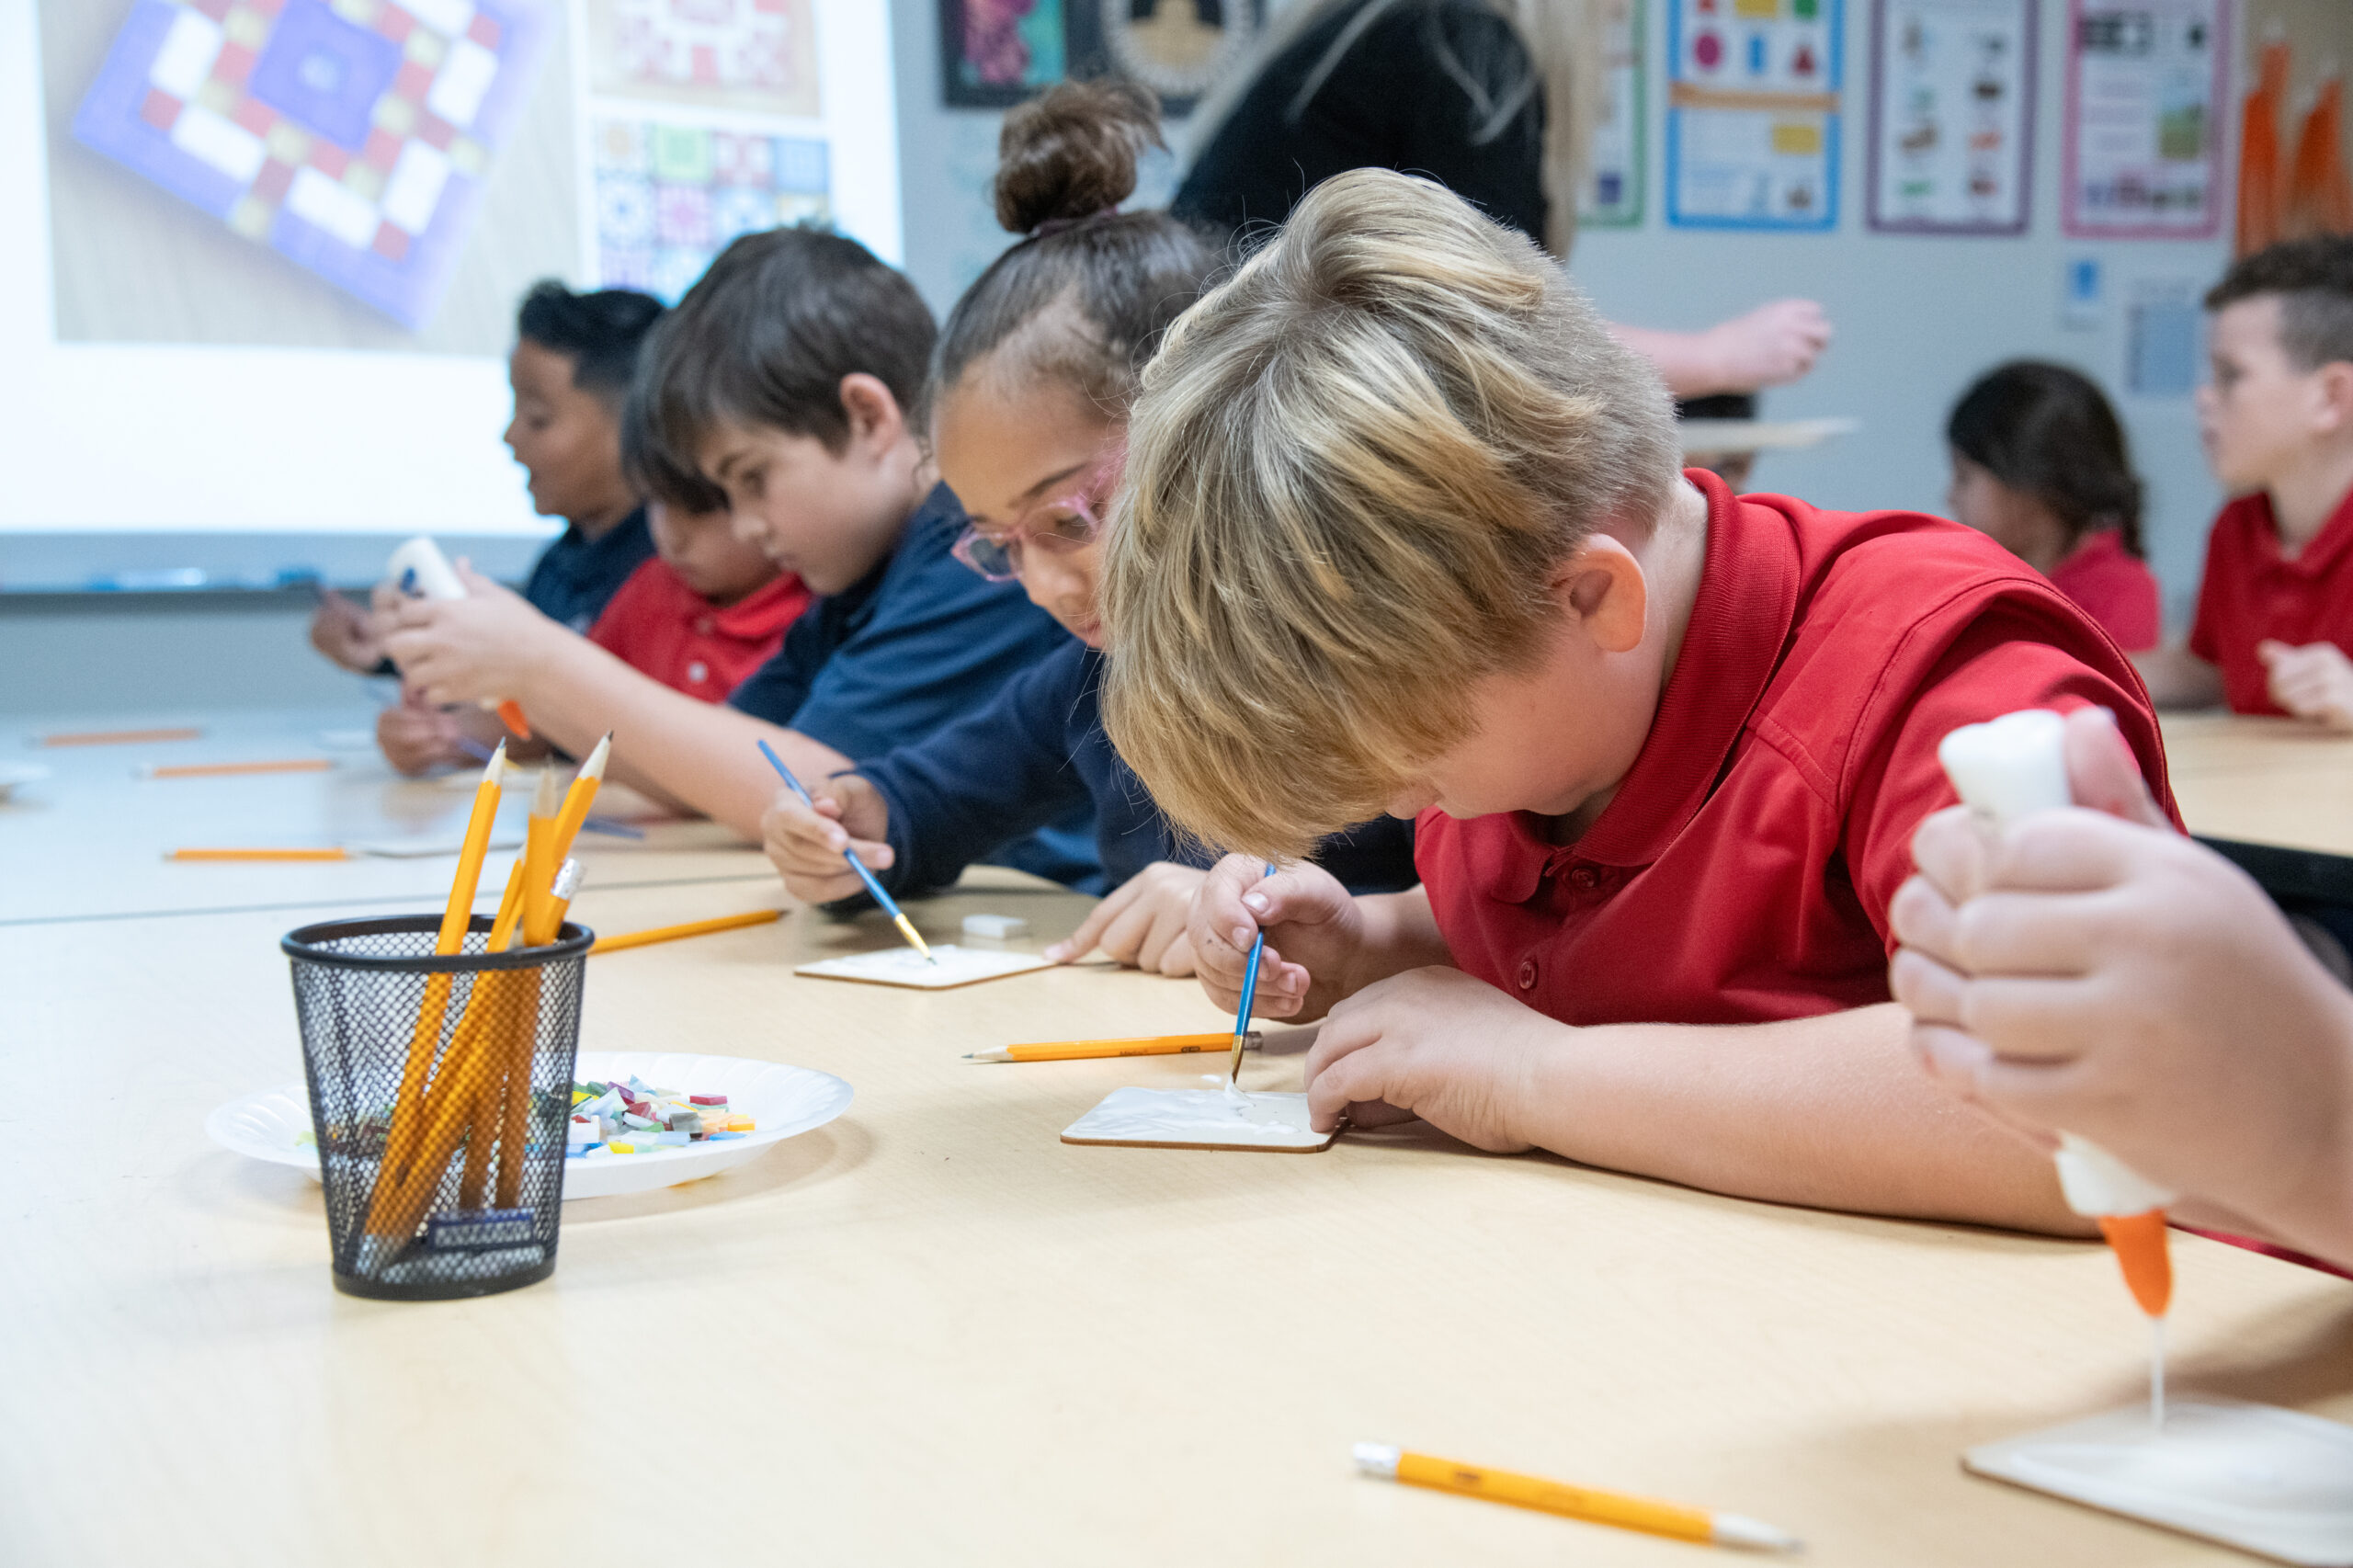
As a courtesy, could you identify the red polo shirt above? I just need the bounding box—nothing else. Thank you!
[2186,483,2353,714]
[587,559,811,703]
[1416,471,2177,1028]
[2045,529,2160,653]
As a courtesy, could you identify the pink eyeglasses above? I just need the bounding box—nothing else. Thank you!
[949,453,1122,583]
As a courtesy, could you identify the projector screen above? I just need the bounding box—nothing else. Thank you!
[0,0,902,540]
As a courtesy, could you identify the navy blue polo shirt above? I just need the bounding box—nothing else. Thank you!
[728,484,1097,887]
[524,506,655,633]
[856,641,1419,899]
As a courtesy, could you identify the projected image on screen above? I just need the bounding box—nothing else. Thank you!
[71,0,549,330]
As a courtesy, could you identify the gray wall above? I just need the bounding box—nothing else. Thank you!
[14,0,2335,715]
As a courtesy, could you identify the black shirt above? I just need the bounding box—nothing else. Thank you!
[1172,0,1549,249]
[523,506,655,633]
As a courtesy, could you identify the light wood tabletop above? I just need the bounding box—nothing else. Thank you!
[6,856,2349,1566]
[0,707,775,926]
[2162,711,2353,858]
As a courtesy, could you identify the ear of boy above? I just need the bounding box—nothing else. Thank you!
[1558,537,1649,653]
[710,374,928,597]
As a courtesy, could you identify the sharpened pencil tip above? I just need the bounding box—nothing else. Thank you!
[580,733,612,782]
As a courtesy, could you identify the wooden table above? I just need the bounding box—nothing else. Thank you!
[0,707,773,926]
[6,805,2350,1564]
[2162,712,2353,900]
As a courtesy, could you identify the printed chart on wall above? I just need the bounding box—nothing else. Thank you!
[1868,0,2037,233]
[1581,0,1646,226]
[2063,0,2229,237]
[581,0,829,302]
[1668,0,1845,230]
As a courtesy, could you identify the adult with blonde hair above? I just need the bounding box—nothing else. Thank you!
[1173,0,1832,395]
[1103,169,2184,1236]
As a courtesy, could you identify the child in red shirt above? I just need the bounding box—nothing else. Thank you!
[1945,360,2160,652]
[588,499,809,702]
[2137,236,2353,726]
[1097,170,2174,1235]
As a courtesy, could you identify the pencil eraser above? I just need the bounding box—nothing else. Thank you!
[962,914,1029,941]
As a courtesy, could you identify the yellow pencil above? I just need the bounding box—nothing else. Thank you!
[1353,1445,1800,1553]
[590,908,780,954]
[41,725,202,747]
[167,846,350,862]
[519,766,562,942]
[141,757,333,778]
[965,1031,1262,1062]
[365,743,506,1238]
[541,735,611,879]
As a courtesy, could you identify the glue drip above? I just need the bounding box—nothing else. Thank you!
[1939,712,2182,1435]
[2095,1208,2173,1428]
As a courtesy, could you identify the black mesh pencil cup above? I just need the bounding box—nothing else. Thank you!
[282,915,594,1301]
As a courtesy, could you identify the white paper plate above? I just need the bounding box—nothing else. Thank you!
[206,1050,853,1200]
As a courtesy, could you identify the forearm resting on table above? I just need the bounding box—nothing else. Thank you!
[507,644,849,838]
[1522,1003,2092,1235]
[2130,645,2224,710]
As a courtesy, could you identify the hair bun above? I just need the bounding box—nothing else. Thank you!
[993,79,1164,235]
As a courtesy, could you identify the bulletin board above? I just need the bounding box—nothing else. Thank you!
[1867,0,2038,233]
[1581,0,1649,227]
[2063,0,2230,238]
[1666,0,1846,231]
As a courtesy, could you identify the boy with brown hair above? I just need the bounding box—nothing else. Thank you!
[1101,169,2175,1234]
[2137,235,2353,727]
[385,229,1082,869]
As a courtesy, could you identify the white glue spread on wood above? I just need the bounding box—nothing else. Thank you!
[1061,1087,1333,1150]
[792,944,1049,989]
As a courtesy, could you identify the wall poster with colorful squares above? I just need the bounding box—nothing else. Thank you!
[1666,0,1845,230]
[72,0,551,329]
[580,0,829,302]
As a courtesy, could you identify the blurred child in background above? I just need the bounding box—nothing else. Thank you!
[2137,236,2353,724]
[313,281,662,674]
[1946,360,2159,653]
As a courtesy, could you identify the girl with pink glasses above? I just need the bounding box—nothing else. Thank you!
[759,80,1416,975]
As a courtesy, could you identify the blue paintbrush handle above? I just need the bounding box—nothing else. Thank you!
[1232,861,1277,1034]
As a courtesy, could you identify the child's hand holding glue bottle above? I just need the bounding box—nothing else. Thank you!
[1893,705,2353,1280]
[385,537,532,741]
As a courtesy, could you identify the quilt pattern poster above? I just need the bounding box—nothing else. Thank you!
[73,0,550,328]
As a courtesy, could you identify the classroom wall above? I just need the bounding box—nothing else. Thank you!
[12,0,2349,715]
[896,0,2268,635]
[1575,0,2239,630]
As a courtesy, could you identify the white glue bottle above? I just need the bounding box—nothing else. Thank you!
[385,537,529,738]
[1936,709,2177,1423]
